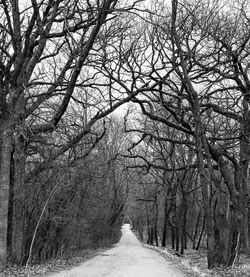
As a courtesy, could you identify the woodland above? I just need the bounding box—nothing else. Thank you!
[0,0,250,271]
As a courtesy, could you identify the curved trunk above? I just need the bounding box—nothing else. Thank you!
[196,214,205,250]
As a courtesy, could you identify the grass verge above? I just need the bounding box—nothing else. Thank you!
[0,247,110,277]
[145,245,250,277]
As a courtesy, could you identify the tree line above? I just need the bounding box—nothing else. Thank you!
[0,0,249,270]
[124,0,250,269]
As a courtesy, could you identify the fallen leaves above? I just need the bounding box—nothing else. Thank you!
[0,248,107,277]
[147,246,250,277]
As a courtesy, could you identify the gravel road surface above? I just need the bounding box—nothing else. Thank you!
[47,224,189,277]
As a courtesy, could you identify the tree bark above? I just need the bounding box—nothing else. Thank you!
[239,98,250,250]
[196,214,205,250]
[193,208,201,249]
[8,89,27,264]
[154,199,159,246]
[0,116,13,264]
[175,226,179,252]
[180,193,187,255]
[171,227,175,249]
[161,197,168,247]
[6,148,15,263]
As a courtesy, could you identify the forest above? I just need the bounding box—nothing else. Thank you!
[0,0,250,272]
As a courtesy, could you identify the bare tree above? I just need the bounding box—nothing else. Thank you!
[0,0,147,265]
[120,0,250,268]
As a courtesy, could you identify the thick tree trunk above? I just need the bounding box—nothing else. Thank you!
[0,117,13,264]
[212,193,230,266]
[209,148,244,267]
[226,208,241,266]
[243,214,250,251]
[239,101,250,251]
[9,91,27,264]
[0,117,3,165]
[193,110,215,268]
[6,149,15,263]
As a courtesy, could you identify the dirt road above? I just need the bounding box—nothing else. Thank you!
[47,224,189,277]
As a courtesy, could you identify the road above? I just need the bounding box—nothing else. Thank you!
[47,224,189,277]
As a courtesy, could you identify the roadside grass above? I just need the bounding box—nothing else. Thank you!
[146,245,250,277]
[0,228,122,277]
[0,248,109,277]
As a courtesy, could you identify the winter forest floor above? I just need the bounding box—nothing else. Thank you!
[45,224,189,277]
[1,224,189,277]
[1,227,250,276]
[0,248,109,277]
[148,246,250,277]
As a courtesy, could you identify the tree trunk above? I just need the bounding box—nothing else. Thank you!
[196,214,205,250]
[226,208,241,266]
[10,91,27,264]
[181,200,187,255]
[148,227,154,245]
[239,101,250,251]
[193,209,202,249]
[154,199,158,246]
[171,227,175,249]
[175,226,179,252]
[6,148,15,263]
[179,190,187,255]
[0,117,13,265]
[161,197,168,247]
[154,225,158,246]
[171,0,246,267]
[191,98,218,268]
[146,209,150,244]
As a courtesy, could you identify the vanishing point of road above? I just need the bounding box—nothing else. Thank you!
[47,224,190,277]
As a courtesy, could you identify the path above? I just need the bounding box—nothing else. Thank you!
[47,224,189,277]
